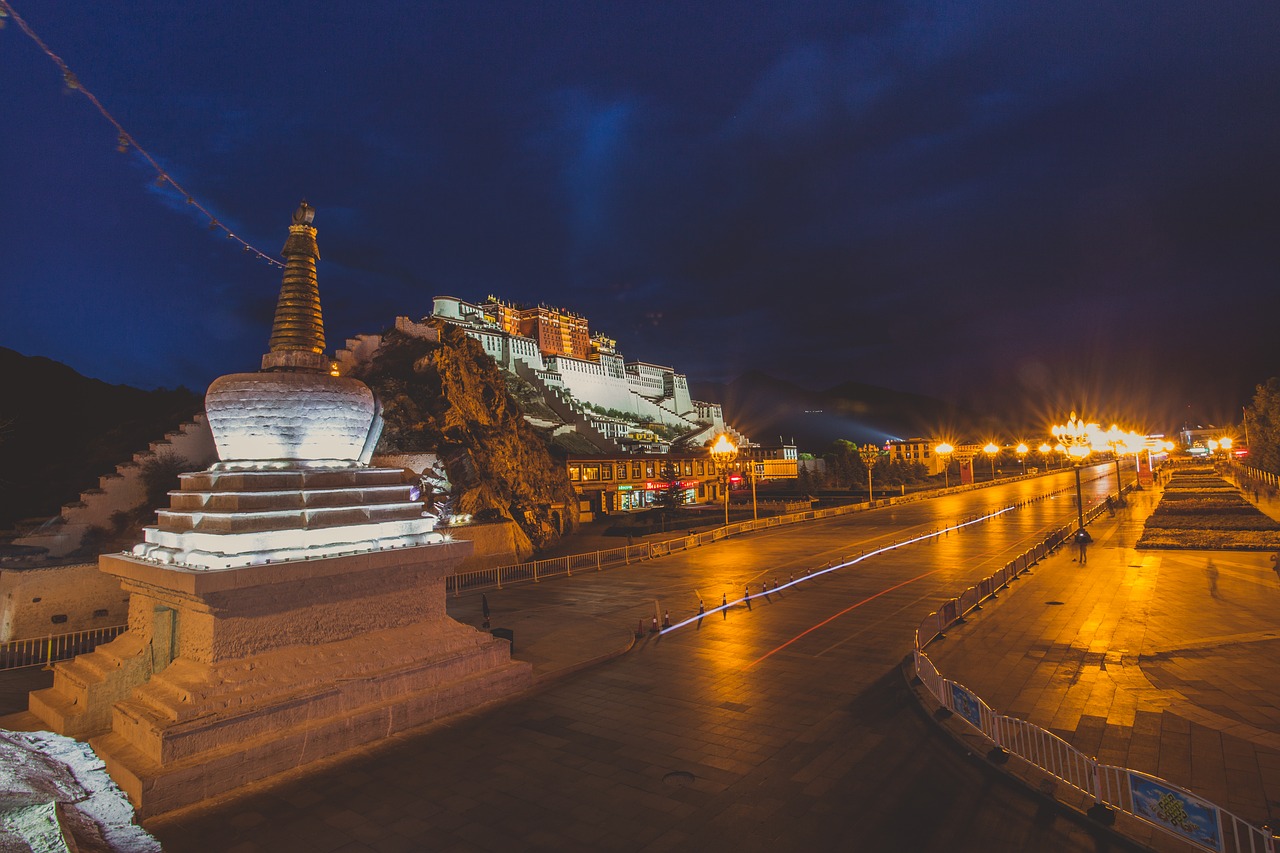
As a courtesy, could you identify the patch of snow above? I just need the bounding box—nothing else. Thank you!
[0,730,159,853]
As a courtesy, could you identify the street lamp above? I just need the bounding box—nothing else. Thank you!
[708,434,738,527]
[935,442,954,488]
[1016,443,1029,475]
[983,442,999,482]
[1104,425,1129,506]
[1038,442,1053,472]
[859,444,879,505]
[1051,411,1097,534]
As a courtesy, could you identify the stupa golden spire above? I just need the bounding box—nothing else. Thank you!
[262,200,327,372]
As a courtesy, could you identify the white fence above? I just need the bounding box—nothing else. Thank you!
[913,488,1276,853]
[0,624,127,670]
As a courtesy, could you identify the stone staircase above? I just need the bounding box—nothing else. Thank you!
[634,392,700,432]
[512,362,623,453]
[14,415,218,559]
[27,631,156,740]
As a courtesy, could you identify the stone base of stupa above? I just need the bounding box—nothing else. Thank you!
[19,540,531,818]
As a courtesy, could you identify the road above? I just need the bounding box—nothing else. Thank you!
[145,466,1141,851]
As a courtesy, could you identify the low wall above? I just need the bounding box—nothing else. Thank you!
[0,563,128,642]
[448,520,529,571]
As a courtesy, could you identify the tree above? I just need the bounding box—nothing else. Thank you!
[1244,377,1280,475]
[824,440,858,489]
[654,461,688,511]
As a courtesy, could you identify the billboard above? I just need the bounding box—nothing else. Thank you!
[1137,453,1154,487]
[1128,772,1222,851]
[949,683,983,730]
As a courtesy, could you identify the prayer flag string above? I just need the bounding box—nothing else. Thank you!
[0,0,285,268]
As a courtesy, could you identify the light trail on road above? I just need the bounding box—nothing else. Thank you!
[660,504,1017,636]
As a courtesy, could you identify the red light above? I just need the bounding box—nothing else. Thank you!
[729,475,742,483]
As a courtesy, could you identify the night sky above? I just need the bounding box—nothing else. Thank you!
[2,1,1277,431]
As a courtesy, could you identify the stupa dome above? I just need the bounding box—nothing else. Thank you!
[204,201,381,466]
[206,371,376,463]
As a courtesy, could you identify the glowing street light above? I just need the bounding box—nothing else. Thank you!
[983,442,1000,481]
[708,434,739,527]
[1103,425,1132,506]
[859,444,879,505]
[935,442,954,488]
[1016,443,1029,475]
[1051,411,1097,534]
[1039,442,1053,471]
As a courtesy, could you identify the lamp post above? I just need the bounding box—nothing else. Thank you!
[1104,425,1128,507]
[1051,411,1097,534]
[859,444,879,505]
[983,442,999,482]
[935,442,954,488]
[1039,442,1052,472]
[709,434,738,527]
[1016,443,1029,475]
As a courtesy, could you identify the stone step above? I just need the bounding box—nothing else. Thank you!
[167,484,415,512]
[155,502,425,534]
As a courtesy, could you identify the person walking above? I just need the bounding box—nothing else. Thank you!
[481,593,491,629]
[1073,528,1092,564]
[744,586,752,610]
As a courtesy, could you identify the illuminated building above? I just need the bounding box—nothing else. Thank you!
[566,452,723,517]
[428,295,743,451]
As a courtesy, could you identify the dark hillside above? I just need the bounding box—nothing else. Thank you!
[0,346,200,531]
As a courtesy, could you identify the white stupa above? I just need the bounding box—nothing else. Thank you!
[131,201,442,569]
[18,203,529,819]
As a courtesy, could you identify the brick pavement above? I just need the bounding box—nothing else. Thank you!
[3,468,1257,851]
[926,483,1280,830]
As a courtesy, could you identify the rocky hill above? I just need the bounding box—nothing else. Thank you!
[0,347,201,533]
[348,322,578,553]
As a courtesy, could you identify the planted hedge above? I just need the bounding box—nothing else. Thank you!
[1137,466,1280,549]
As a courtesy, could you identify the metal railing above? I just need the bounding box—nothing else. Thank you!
[0,624,127,671]
[912,485,1277,853]
[447,469,1112,596]
[1234,463,1280,491]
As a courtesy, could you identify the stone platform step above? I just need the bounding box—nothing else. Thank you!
[93,658,533,817]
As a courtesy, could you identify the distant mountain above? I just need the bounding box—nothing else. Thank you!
[690,371,974,453]
[0,347,201,531]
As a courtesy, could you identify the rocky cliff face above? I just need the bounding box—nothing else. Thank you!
[349,323,577,554]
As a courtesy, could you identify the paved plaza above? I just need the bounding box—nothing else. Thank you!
[4,468,1278,851]
[926,484,1280,834]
